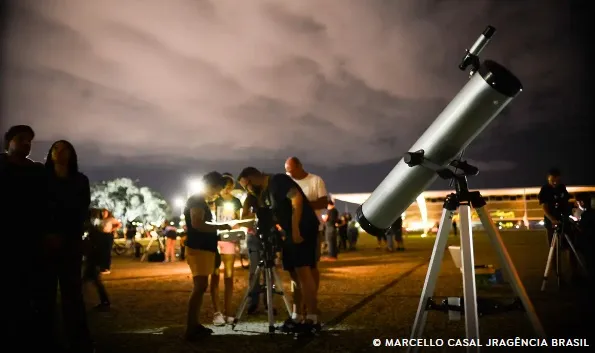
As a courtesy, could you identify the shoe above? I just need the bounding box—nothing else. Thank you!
[297,320,322,336]
[226,316,235,325]
[184,324,213,341]
[100,269,111,275]
[213,312,226,326]
[280,317,299,333]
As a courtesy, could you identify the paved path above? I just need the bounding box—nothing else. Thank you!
[84,231,590,352]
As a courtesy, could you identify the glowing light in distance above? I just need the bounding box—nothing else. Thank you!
[187,179,204,196]
[174,197,185,209]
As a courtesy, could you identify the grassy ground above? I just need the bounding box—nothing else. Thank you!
[84,230,590,353]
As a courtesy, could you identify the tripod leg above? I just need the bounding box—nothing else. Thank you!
[476,207,546,339]
[458,205,480,352]
[563,233,588,276]
[541,234,557,291]
[140,238,154,262]
[556,230,561,288]
[265,268,275,333]
[272,267,292,316]
[408,208,455,353]
[233,265,263,328]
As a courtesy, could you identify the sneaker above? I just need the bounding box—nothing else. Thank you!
[213,312,226,326]
[280,317,299,333]
[100,269,111,275]
[226,316,235,325]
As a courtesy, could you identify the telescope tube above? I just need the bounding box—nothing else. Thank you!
[356,60,522,236]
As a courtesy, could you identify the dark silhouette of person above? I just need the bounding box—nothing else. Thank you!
[39,140,94,352]
[0,125,46,349]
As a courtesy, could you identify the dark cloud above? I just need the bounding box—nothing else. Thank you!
[1,0,592,196]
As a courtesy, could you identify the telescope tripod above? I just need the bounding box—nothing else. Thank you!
[140,235,165,262]
[232,256,292,333]
[408,190,546,353]
[541,222,587,291]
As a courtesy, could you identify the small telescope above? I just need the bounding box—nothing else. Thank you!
[356,25,521,236]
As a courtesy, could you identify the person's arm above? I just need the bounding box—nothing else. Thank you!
[242,199,255,219]
[234,198,242,220]
[287,187,304,243]
[310,178,329,210]
[190,207,230,232]
[112,218,122,230]
[80,174,91,227]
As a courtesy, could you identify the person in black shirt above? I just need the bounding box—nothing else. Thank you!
[538,168,579,280]
[242,192,264,313]
[325,200,339,259]
[576,193,594,283]
[183,171,231,341]
[39,140,94,352]
[238,167,321,334]
[392,216,405,251]
[538,168,571,245]
[0,125,46,349]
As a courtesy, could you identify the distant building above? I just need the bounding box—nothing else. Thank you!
[333,186,594,232]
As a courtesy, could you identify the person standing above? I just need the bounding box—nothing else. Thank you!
[0,125,46,350]
[242,192,266,314]
[324,201,340,260]
[98,209,121,274]
[40,140,94,352]
[337,213,348,251]
[210,173,242,325]
[285,157,328,319]
[538,168,577,281]
[238,167,321,334]
[346,214,359,250]
[163,222,178,262]
[183,172,231,341]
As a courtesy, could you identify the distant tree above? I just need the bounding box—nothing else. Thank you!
[90,178,171,225]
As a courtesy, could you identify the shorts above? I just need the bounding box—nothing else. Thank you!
[186,247,216,277]
[213,253,235,278]
[282,239,317,272]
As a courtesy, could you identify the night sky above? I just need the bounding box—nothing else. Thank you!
[1,0,593,202]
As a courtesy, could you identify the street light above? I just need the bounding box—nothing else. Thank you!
[174,197,185,215]
[187,178,204,197]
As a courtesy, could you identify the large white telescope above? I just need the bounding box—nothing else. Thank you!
[356,26,523,236]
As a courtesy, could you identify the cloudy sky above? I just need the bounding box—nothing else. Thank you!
[1,0,592,200]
